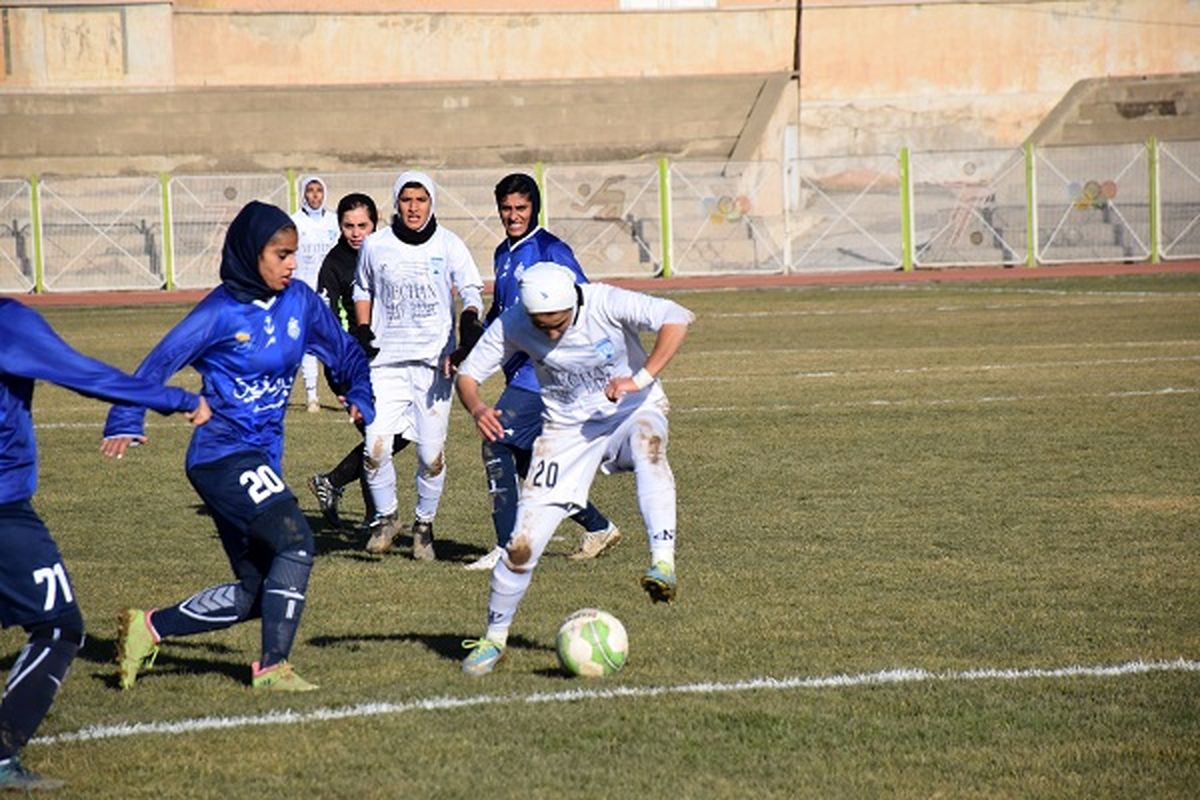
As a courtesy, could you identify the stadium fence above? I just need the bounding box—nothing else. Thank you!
[0,138,1196,293]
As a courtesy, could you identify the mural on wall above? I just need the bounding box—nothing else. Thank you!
[45,8,124,82]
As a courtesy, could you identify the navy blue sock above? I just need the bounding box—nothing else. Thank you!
[570,501,611,534]
[150,583,257,639]
[259,551,312,668]
[483,440,523,548]
[0,625,81,760]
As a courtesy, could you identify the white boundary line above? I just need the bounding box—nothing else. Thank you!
[34,385,1200,430]
[33,658,1200,746]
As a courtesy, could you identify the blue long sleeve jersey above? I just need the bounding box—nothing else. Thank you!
[0,298,200,504]
[103,282,374,474]
[488,227,587,393]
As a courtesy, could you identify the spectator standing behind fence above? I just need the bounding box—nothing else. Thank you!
[460,173,620,572]
[353,171,485,560]
[455,263,693,676]
[102,201,374,694]
[0,300,208,792]
[308,193,409,530]
[291,175,341,412]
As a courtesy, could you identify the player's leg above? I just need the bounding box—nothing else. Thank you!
[462,500,571,676]
[362,366,407,553]
[606,408,678,602]
[0,502,80,790]
[466,386,540,570]
[464,428,606,675]
[302,353,320,412]
[409,367,452,561]
[247,497,317,691]
[119,458,274,688]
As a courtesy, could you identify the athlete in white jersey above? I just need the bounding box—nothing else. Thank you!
[455,262,693,675]
[353,170,484,560]
[291,176,340,412]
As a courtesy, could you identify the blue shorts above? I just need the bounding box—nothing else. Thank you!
[494,385,546,451]
[0,499,80,629]
[187,451,297,533]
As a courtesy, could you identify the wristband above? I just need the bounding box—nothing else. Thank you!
[631,367,654,390]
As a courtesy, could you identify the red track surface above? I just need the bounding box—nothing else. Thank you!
[7,260,1200,307]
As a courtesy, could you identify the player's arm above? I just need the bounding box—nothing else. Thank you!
[0,302,202,419]
[442,235,486,376]
[605,322,689,402]
[604,289,695,402]
[350,245,379,358]
[454,318,509,441]
[304,293,375,426]
[101,302,217,456]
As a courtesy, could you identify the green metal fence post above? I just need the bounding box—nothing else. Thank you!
[160,173,175,290]
[534,161,547,229]
[899,147,913,272]
[1025,142,1037,267]
[29,175,44,293]
[657,157,673,278]
[287,168,298,214]
[1148,136,1160,264]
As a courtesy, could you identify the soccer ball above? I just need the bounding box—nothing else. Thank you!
[555,608,628,678]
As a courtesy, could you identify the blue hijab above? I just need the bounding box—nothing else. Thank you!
[219,201,294,303]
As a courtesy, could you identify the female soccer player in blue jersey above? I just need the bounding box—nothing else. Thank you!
[459,173,620,571]
[102,200,375,693]
[0,300,208,792]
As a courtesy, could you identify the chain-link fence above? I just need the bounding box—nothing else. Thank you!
[3,139,1196,293]
[1158,140,1200,260]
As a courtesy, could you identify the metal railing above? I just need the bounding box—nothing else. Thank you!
[1,138,1196,294]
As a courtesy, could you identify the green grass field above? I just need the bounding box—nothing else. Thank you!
[9,271,1200,798]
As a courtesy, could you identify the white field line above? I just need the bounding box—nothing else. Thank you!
[673,386,1199,415]
[671,354,1200,383]
[32,658,1200,746]
[33,385,1200,432]
[695,339,1200,358]
[707,296,1200,319]
[35,350,1200,424]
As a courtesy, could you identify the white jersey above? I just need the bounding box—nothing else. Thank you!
[459,283,694,428]
[290,207,339,289]
[354,225,485,367]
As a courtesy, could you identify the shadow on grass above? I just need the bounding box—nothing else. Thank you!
[306,631,551,662]
[79,634,246,690]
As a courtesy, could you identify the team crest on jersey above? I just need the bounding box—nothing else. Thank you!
[594,338,616,361]
[429,256,444,276]
[287,317,301,340]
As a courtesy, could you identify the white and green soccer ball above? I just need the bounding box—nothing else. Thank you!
[555,608,628,678]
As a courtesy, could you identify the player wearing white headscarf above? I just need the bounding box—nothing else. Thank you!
[291,175,340,412]
[455,262,693,675]
[352,170,484,559]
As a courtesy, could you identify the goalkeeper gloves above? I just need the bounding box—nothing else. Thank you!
[352,323,379,360]
[449,308,484,368]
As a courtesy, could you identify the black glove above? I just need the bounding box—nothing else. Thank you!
[449,308,484,368]
[352,323,379,360]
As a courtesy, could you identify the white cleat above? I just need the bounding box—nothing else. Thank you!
[463,546,504,571]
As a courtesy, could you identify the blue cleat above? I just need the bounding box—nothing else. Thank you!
[0,756,65,791]
[461,638,505,676]
[640,560,677,604]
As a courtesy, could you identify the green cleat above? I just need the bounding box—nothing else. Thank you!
[461,638,505,676]
[251,660,318,692]
[640,560,677,604]
[116,608,160,690]
[0,756,65,792]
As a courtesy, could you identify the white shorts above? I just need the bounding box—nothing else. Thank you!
[365,362,452,446]
[522,395,671,512]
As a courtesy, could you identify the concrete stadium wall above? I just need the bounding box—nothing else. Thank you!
[1,1,1197,161]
